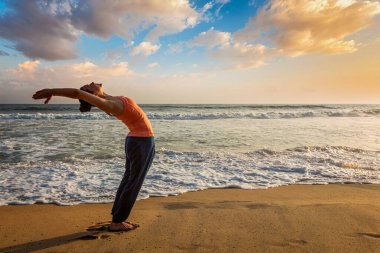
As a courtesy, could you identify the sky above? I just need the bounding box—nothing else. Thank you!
[0,0,379,104]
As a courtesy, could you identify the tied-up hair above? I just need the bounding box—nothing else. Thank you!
[79,82,100,112]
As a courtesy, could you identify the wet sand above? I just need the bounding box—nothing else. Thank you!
[0,184,380,253]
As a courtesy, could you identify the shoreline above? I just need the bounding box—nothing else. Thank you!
[1,184,379,252]
[2,182,378,207]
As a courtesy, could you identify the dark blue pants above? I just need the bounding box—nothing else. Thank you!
[111,136,155,223]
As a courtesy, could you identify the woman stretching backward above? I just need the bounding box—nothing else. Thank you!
[32,82,155,232]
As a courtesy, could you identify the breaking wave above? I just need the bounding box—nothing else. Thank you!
[0,145,379,205]
[1,108,379,120]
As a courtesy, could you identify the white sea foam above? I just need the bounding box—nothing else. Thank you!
[0,108,379,120]
[0,112,111,120]
[0,146,379,205]
[1,104,380,205]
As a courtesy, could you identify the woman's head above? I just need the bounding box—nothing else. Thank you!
[82,82,104,96]
[79,82,103,112]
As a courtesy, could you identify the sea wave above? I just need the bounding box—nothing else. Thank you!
[1,108,379,120]
[0,145,378,205]
[149,109,380,119]
[0,104,339,112]
[0,112,111,120]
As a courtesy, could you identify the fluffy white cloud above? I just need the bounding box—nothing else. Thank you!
[70,0,199,41]
[235,0,380,56]
[187,0,380,70]
[0,0,199,60]
[0,59,136,102]
[130,42,161,57]
[210,43,269,70]
[70,61,97,77]
[188,28,269,69]
[188,27,232,49]
[7,60,41,80]
[70,61,131,77]
[18,60,40,74]
[8,60,131,82]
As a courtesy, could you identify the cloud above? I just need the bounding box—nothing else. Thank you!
[104,49,125,60]
[188,28,269,70]
[202,2,213,13]
[201,0,231,21]
[248,1,256,7]
[18,60,40,73]
[235,0,380,56]
[71,0,200,41]
[0,1,78,60]
[0,50,10,56]
[130,42,160,56]
[167,43,184,54]
[0,0,200,60]
[148,62,159,69]
[188,27,232,49]
[7,60,131,83]
[0,60,135,102]
[9,60,41,80]
[186,0,380,70]
[210,42,269,70]
[70,61,132,77]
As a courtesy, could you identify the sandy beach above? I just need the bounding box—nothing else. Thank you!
[0,184,379,253]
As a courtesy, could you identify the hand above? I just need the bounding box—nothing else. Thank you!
[32,89,53,104]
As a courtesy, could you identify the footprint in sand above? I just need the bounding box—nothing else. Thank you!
[358,233,380,239]
[271,239,307,248]
[288,239,308,246]
[86,225,109,232]
[87,221,112,231]
[79,221,115,240]
[86,221,138,234]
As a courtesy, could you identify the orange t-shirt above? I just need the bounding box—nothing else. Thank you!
[115,96,154,137]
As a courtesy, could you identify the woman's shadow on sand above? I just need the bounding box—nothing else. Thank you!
[0,222,116,253]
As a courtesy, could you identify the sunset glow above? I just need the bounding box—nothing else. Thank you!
[0,0,379,103]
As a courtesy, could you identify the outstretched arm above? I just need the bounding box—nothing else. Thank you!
[32,88,78,104]
[32,88,123,116]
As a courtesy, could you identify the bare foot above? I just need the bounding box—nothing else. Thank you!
[109,222,135,232]
[124,221,139,228]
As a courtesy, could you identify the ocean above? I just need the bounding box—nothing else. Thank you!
[0,104,379,205]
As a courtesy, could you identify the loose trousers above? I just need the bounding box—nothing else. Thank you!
[111,136,155,223]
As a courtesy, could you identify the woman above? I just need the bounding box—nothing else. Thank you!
[32,83,155,232]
